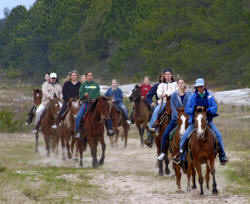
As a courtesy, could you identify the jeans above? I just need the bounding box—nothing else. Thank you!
[75,102,88,132]
[56,101,67,122]
[35,104,46,126]
[105,119,113,130]
[160,119,177,152]
[149,103,166,128]
[116,102,129,119]
[179,122,226,158]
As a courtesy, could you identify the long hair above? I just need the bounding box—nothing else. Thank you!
[63,70,79,83]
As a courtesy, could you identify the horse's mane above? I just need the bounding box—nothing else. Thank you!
[90,98,99,112]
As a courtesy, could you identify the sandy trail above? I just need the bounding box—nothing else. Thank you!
[30,133,249,204]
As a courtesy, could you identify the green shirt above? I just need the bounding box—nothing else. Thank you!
[79,81,100,102]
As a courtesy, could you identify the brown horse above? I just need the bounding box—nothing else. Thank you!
[59,98,80,160]
[40,98,61,156]
[109,103,130,148]
[188,108,218,195]
[26,88,43,153]
[129,85,151,146]
[78,96,111,168]
[170,108,196,191]
[154,96,172,176]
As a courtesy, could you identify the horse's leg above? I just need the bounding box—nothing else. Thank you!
[158,160,164,176]
[174,163,182,191]
[124,125,129,148]
[164,140,170,175]
[191,162,197,189]
[88,136,99,168]
[109,135,114,147]
[211,159,218,195]
[35,131,39,153]
[74,139,79,161]
[115,129,119,146]
[99,134,106,165]
[78,138,83,167]
[186,165,191,191]
[61,130,66,160]
[195,161,204,195]
[66,133,72,159]
[136,122,143,146]
[205,163,210,190]
[44,134,50,157]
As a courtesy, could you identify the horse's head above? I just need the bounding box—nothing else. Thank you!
[48,98,60,119]
[194,107,207,138]
[177,107,188,136]
[33,88,42,106]
[95,96,111,120]
[165,95,172,116]
[68,98,80,119]
[129,85,141,102]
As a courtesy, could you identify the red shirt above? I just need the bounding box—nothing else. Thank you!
[140,84,152,98]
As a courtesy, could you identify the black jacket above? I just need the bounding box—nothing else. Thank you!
[62,81,81,101]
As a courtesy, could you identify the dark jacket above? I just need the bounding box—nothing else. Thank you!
[105,87,123,103]
[145,83,160,105]
[62,81,81,102]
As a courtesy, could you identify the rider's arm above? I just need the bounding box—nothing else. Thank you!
[116,88,123,103]
[156,83,164,99]
[207,95,218,115]
[185,94,195,116]
[42,83,53,99]
[170,94,177,120]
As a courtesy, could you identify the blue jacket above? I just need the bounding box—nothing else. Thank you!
[145,83,160,105]
[185,89,218,124]
[170,91,191,121]
[105,87,123,103]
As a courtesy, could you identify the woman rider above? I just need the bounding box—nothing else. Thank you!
[173,78,229,165]
[157,78,191,161]
[105,79,131,124]
[53,70,81,128]
[75,72,114,139]
[33,72,62,133]
[144,69,178,147]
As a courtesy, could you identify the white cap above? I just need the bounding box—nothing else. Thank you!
[195,78,205,87]
[50,72,57,78]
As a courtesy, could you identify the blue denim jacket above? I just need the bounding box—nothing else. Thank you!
[105,87,123,103]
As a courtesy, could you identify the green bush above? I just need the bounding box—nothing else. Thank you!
[0,110,18,132]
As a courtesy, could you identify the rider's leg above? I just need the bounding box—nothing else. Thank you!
[129,106,135,123]
[33,104,46,133]
[208,121,228,164]
[173,123,194,164]
[117,103,131,124]
[105,119,115,136]
[75,103,87,138]
[54,101,67,128]
[148,103,166,131]
[158,120,177,160]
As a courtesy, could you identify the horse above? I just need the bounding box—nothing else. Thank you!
[77,96,111,168]
[170,108,196,191]
[129,85,151,146]
[40,98,61,156]
[188,107,218,195]
[26,88,43,153]
[109,103,130,148]
[154,95,172,176]
[59,98,80,161]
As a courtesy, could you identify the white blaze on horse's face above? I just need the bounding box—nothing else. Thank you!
[197,113,203,137]
[37,93,39,98]
[72,101,79,109]
[179,114,186,135]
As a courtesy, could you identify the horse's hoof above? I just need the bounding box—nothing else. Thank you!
[34,149,39,154]
[165,168,170,175]
[176,189,183,193]
[92,162,99,168]
[200,191,204,195]
[192,185,197,190]
[74,158,78,162]
[99,159,104,165]
[159,171,164,176]
[186,187,191,192]
[212,189,218,196]
[62,156,66,161]
[68,154,72,159]
[79,161,83,167]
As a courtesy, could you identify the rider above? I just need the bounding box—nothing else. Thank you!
[144,69,178,147]
[33,72,62,133]
[75,72,114,139]
[81,74,86,83]
[105,79,131,124]
[53,70,81,128]
[130,76,152,123]
[145,73,165,110]
[173,78,229,165]
[157,78,191,161]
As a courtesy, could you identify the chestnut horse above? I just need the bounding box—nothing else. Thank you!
[154,96,172,176]
[129,85,151,146]
[109,103,130,147]
[78,96,111,168]
[26,88,42,153]
[40,98,61,156]
[170,108,196,191]
[188,108,218,195]
[59,98,80,160]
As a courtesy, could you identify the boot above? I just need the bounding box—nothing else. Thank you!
[107,129,115,136]
[144,133,154,148]
[219,154,229,165]
[173,149,183,164]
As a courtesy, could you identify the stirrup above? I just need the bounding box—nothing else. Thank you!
[173,153,181,164]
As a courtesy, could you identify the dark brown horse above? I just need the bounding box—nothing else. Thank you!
[59,98,80,160]
[26,88,43,153]
[109,103,130,148]
[188,108,218,195]
[154,96,172,176]
[40,99,61,156]
[129,85,151,146]
[78,96,111,168]
[170,108,196,191]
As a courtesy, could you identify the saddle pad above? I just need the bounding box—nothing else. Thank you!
[169,126,178,141]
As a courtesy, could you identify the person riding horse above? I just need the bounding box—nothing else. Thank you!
[105,79,131,125]
[157,78,191,162]
[53,70,81,128]
[130,76,152,123]
[33,72,62,133]
[173,78,229,165]
[144,69,178,147]
[75,72,114,139]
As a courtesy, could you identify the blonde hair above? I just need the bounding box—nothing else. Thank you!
[63,70,79,82]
